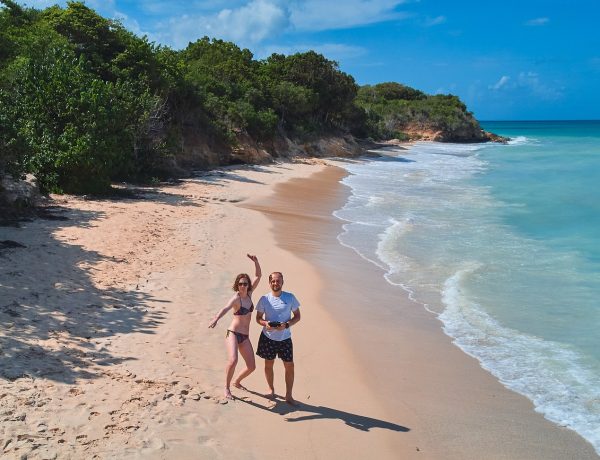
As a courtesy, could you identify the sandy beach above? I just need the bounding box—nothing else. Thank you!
[1,157,598,459]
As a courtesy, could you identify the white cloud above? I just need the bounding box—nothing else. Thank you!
[289,0,409,31]
[525,17,549,26]
[217,0,288,42]
[425,15,446,27]
[16,0,60,8]
[113,11,154,40]
[489,75,510,90]
[517,71,563,99]
[156,0,289,49]
[488,72,562,101]
[155,0,411,49]
[16,0,414,54]
[86,0,116,10]
[17,0,117,11]
[137,0,225,15]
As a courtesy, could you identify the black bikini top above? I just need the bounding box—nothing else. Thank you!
[234,294,254,316]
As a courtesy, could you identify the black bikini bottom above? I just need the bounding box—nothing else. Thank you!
[226,329,249,344]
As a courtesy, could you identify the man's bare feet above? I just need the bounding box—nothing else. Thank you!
[264,389,276,399]
[232,382,247,391]
[224,388,234,400]
[285,396,299,406]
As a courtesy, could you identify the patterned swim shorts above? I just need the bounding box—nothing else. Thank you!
[256,332,293,362]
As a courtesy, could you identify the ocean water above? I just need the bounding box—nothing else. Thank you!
[333,121,600,453]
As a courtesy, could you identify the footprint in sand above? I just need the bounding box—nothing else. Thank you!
[142,437,165,452]
[36,423,48,433]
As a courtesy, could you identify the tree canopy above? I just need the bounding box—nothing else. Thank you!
[0,1,484,194]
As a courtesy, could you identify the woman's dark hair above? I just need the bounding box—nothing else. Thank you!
[232,273,252,292]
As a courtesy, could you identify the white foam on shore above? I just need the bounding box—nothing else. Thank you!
[332,141,600,455]
[440,267,600,452]
[508,135,536,145]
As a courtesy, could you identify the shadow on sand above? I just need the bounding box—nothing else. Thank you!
[0,203,168,384]
[236,388,410,433]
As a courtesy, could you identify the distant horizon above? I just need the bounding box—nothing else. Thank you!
[14,0,600,121]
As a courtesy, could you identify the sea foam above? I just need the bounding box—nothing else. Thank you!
[440,267,600,451]
[333,127,600,453]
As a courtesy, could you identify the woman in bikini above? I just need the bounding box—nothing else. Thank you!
[208,254,261,399]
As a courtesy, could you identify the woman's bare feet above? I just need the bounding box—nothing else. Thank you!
[224,388,234,400]
[232,381,247,391]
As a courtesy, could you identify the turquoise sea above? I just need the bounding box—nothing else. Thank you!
[333,121,600,453]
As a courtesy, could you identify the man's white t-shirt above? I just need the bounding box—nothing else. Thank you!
[256,291,300,341]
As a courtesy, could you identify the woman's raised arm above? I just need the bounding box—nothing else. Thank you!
[247,254,262,292]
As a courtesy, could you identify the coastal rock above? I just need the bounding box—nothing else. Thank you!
[0,174,41,208]
[483,131,510,144]
[396,124,508,144]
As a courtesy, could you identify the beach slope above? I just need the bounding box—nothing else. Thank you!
[0,160,597,459]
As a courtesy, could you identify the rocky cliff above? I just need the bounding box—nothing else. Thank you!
[400,124,508,143]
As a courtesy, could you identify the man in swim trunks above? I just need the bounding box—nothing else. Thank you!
[255,271,301,405]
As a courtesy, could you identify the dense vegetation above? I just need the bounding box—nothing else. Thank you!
[0,1,486,195]
[355,82,485,141]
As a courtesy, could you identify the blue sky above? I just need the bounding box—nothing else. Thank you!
[18,0,600,120]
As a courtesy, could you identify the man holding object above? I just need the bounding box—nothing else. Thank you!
[255,271,301,405]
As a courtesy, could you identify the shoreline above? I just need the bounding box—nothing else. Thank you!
[0,158,597,459]
[246,159,598,459]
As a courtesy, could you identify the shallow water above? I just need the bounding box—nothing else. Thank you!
[333,121,600,453]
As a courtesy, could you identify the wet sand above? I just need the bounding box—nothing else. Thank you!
[245,162,599,459]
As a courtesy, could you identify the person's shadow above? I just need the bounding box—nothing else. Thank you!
[237,389,410,433]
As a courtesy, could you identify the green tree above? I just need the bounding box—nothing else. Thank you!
[262,51,359,134]
[1,44,156,193]
[41,1,125,80]
[183,37,277,139]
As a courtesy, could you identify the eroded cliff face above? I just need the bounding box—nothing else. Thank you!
[163,124,507,177]
[400,122,508,143]
[172,131,365,172]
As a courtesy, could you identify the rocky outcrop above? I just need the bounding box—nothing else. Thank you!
[0,174,42,225]
[0,174,41,207]
[400,122,509,144]
[483,131,510,144]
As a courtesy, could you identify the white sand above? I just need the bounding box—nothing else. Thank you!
[0,159,597,459]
